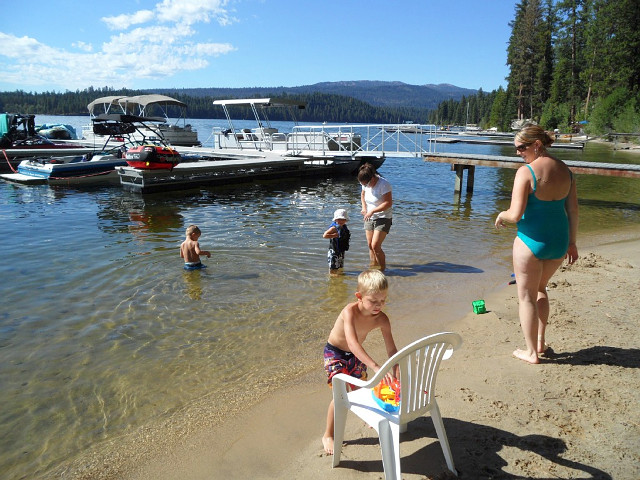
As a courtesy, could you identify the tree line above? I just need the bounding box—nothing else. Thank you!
[0,87,431,125]
[428,0,640,135]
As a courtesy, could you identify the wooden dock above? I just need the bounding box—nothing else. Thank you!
[424,152,640,194]
[432,136,585,149]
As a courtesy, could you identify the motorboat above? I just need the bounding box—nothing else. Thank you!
[1,113,178,185]
[11,151,127,185]
[0,113,93,172]
[83,94,200,147]
[211,98,368,159]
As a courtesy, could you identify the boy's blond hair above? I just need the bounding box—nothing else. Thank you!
[185,224,201,237]
[357,269,388,296]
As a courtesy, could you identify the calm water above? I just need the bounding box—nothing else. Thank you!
[1,116,639,479]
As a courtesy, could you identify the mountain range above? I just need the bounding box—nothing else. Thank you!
[154,81,479,111]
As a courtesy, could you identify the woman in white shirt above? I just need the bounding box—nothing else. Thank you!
[358,163,392,271]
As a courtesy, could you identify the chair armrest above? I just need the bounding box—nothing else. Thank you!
[332,373,372,389]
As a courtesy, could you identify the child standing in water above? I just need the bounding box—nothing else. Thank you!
[323,209,351,275]
[322,269,398,454]
[180,224,211,270]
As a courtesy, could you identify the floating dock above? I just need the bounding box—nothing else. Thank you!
[117,153,378,194]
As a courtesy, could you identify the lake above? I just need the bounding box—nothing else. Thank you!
[1,116,639,479]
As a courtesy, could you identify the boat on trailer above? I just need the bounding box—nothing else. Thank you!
[83,94,200,147]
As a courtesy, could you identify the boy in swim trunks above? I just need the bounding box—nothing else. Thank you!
[322,269,398,455]
[180,224,211,270]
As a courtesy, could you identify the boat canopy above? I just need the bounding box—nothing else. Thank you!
[121,94,187,109]
[88,94,188,119]
[87,96,126,115]
[212,98,306,109]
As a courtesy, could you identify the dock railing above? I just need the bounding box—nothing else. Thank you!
[290,123,439,157]
[208,123,441,157]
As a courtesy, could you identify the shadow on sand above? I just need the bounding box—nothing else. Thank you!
[384,262,484,278]
[545,346,640,369]
[337,416,611,479]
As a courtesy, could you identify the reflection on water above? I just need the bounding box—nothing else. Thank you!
[1,124,639,479]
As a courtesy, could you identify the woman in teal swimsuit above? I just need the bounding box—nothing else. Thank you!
[495,125,579,364]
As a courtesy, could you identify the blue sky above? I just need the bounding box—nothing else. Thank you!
[0,0,517,93]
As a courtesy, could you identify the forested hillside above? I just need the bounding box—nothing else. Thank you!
[0,81,475,124]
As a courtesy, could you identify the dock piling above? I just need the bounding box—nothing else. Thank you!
[452,164,475,193]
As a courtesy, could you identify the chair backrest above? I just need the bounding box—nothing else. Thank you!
[378,332,462,423]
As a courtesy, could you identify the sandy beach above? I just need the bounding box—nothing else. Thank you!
[57,228,625,480]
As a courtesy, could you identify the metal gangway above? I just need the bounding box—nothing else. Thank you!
[208,123,442,157]
[290,124,439,157]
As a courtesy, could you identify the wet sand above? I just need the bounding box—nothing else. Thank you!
[57,231,640,480]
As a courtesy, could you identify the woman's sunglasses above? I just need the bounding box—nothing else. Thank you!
[515,143,531,152]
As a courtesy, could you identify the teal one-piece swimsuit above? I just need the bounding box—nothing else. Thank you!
[517,164,571,260]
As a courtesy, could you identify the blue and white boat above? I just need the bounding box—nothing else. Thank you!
[10,150,127,185]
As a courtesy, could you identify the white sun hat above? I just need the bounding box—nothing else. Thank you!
[333,208,349,221]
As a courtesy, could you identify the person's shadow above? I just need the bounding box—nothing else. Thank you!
[384,261,484,277]
[337,416,611,479]
[545,346,640,368]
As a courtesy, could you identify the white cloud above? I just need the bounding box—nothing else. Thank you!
[0,0,237,91]
[73,41,93,52]
[102,10,155,31]
[155,0,234,26]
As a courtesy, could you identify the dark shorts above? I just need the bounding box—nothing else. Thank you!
[327,248,345,270]
[324,342,367,385]
[364,217,392,233]
[184,262,206,270]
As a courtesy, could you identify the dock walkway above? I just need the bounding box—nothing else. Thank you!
[424,152,640,194]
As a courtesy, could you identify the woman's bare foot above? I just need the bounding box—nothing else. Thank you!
[322,435,334,454]
[513,348,540,364]
[537,336,550,355]
[537,342,550,355]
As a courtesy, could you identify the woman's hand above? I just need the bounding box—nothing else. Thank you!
[565,243,578,264]
[495,212,507,228]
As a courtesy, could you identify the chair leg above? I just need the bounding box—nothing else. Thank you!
[378,420,401,480]
[332,385,348,467]
[430,401,457,476]
[332,405,347,467]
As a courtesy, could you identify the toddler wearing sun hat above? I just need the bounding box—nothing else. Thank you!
[322,209,351,275]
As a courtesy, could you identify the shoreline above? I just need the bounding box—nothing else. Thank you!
[57,227,640,480]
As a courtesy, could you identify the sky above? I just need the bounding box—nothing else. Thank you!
[0,0,518,93]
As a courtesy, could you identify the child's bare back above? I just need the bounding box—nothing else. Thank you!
[180,225,210,267]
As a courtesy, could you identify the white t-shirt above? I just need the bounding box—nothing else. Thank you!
[362,175,392,219]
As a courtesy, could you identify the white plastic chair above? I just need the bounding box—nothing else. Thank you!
[332,332,463,479]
